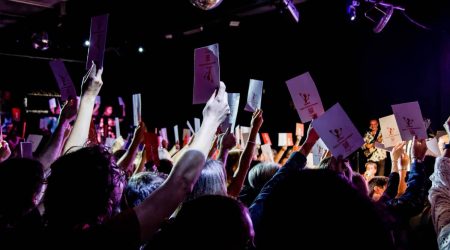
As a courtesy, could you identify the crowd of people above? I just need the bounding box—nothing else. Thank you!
[1,63,450,250]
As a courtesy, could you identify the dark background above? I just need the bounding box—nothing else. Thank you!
[1,0,450,140]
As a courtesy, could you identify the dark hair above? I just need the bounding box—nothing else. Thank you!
[248,162,279,191]
[368,176,389,198]
[44,145,121,230]
[152,195,253,250]
[0,158,44,224]
[257,169,394,250]
[125,171,167,207]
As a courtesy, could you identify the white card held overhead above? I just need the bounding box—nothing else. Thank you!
[95,96,101,105]
[392,101,427,140]
[312,138,328,166]
[261,144,274,162]
[118,96,124,106]
[27,134,43,153]
[20,142,33,158]
[114,117,121,138]
[132,93,141,127]
[256,133,262,145]
[426,138,440,157]
[186,120,195,134]
[86,14,109,70]
[49,60,77,102]
[286,72,324,122]
[160,128,168,143]
[194,118,201,133]
[296,123,304,137]
[379,114,402,148]
[49,98,57,110]
[311,103,364,159]
[221,93,240,132]
[244,79,263,112]
[193,43,220,104]
[174,125,179,143]
[278,133,294,147]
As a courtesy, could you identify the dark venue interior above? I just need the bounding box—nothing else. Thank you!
[1,0,450,135]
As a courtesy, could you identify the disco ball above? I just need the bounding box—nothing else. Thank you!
[31,32,49,51]
[190,0,223,10]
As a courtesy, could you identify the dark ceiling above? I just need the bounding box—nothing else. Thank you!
[1,0,450,133]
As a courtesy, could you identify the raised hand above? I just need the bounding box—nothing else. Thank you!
[412,136,427,162]
[59,98,78,123]
[251,109,264,130]
[0,141,11,162]
[81,62,103,97]
[219,128,236,151]
[202,81,230,125]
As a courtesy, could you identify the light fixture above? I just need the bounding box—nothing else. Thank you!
[31,32,49,51]
[347,1,359,21]
[84,40,90,47]
[364,2,395,33]
[138,46,144,53]
[190,0,223,10]
[282,0,300,23]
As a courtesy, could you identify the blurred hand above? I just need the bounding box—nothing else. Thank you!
[202,81,230,125]
[250,109,263,130]
[81,62,103,97]
[0,141,11,162]
[412,136,427,161]
[59,98,78,123]
[219,128,236,150]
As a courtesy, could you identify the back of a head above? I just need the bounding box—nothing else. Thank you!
[258,169,394,250]
[157,159,173,175]
[125,171,166,207]
[368,176,389,197]
[248,162,279,191]
[0,158,43,222]
[44,146,116,229]
[162,195,254,250]
[187,159,227,201]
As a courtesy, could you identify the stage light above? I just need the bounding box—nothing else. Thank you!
[84,40,90,47]
[138,46,144,53]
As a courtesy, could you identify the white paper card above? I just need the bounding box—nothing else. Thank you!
[160,128,168,143]
[311,103,364,158]
[186,121,195,134]
[132,93,141,127]
[244,79,263,112]
[194,118,201,133]
[118,96,124,106]
[426,138,440,157]
[312,138,328,166]
[20,142,33,158]
[193,43,220,104]
[95,96,101,104]
[221,93,240,133]
[379,114,402,148]
[105,137,115,148]
[392,101,427,140]
[261,144,274,162]
[27,134,43,153]
[49,98,57,109]
[49,60,77,102]
[174,125,179,143]
[114,117,121,138]
[256,133,261,145]
[286,72,324,122]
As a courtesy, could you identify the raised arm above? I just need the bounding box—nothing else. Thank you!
[37,98,77,171]
[228,109,263,197]
[216,128,236,166]
[63,63,103,153]
[133,81,230,242]
[117,122,146,175]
